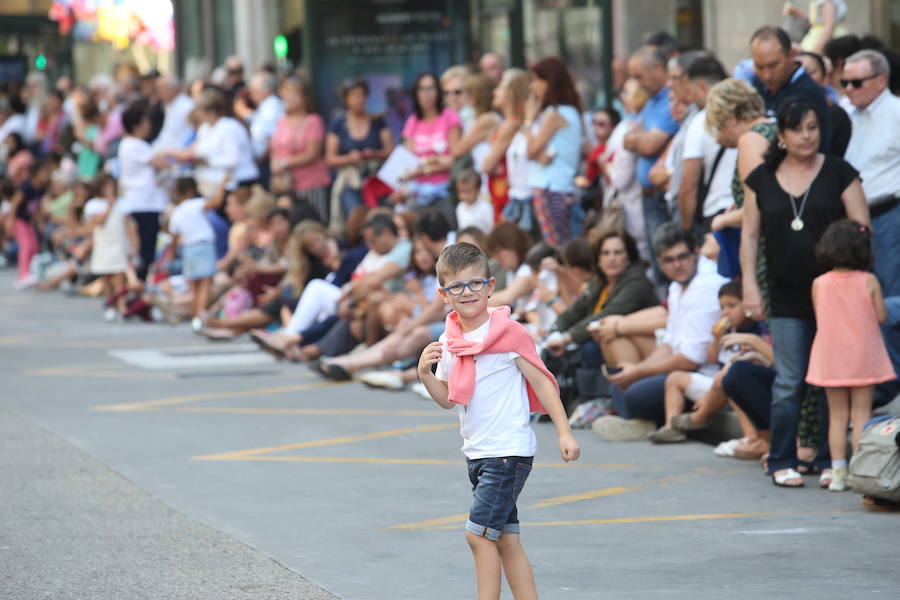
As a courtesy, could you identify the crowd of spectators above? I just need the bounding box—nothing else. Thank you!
[2,8,899,497]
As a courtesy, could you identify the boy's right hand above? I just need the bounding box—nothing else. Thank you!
[417,341,443,379]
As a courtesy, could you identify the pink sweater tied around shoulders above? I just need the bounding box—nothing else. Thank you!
[444,305,555,414]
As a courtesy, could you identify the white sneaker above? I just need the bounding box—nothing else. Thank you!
[409,382,431,400]
[191,317,204,332]
[591,415,657,441]
[103,308,118,323]
[358,370,405,390]
[829,466,849,492]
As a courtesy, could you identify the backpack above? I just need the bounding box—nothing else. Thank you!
[847,417,900,501]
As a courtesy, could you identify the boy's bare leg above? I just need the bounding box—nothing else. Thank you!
[112,274,127,313]
[498,533,538,600]
[690,385,729,426]
[663,371,692,427]
[467,532,502,600]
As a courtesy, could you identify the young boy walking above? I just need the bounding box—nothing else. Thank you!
[418,242,580,600]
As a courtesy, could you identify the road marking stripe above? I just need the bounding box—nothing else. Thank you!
[530,486,641,508]
[176,407,449,417]
[92,380,347,412]
[193,423,458,460]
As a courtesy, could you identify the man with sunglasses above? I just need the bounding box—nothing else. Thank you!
[843,48,900,405]
[749,26,831,153]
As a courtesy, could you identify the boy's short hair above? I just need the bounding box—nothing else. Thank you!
[174,176,199,199]
[457,226,487,248]
[121,102,147,134]
[718,279,743,299]
[455,168,482,189]
[436,242,492,286]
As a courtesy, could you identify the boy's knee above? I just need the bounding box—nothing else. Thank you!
[665,370,689,388]
[466,530,497,550]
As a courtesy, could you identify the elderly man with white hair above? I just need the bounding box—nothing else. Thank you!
[842,48,900,402]
[152,74,195,154]
[248,71,283,162]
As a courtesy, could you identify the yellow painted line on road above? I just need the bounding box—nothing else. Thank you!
[92,380,348,412]
[176,406,449,417]
[530,486,641,509]
[381,486,640,532]
[193,423,458,460]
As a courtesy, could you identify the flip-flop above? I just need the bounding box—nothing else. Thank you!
[818,468,834,489]
[771,468,805,487]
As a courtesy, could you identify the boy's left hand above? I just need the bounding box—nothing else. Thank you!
[558,431,580,462]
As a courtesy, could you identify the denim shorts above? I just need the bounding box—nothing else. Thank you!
[466,456,533,541]
[182,240,217,280]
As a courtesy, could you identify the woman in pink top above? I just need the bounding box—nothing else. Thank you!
[393,72,461,223]
[806,220,895,491]
[270,76,332,223]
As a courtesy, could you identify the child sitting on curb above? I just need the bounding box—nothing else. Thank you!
[649,279,771,443]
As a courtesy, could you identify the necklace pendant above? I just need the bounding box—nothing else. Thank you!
[791,217,804,231]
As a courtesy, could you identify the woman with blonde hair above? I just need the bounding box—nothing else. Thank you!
[270,76,332,222]
[482,68,532,228]
[451,72,499,203]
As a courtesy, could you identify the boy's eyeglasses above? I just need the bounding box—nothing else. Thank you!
[840,74,879,89]
[442,277,490,295]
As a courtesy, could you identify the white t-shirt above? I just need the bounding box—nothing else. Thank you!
[194,116,260,189]
[153,93,195,152]
[456,198,494,234]
[436,314,537,459]
[117,136,169,214]
[682,109,737,217]
[505,131,531,200]
[169,197,215,245]
[663,256,729,376]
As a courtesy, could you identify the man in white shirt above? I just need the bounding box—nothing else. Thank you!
[593,224,728,440]
[152,75,195,154]
[842,49,900,399]
[248,72,283,162]
[678,55,738,230]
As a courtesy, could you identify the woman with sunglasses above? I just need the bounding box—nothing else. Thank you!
[741,97,868,488]
[391,72,462,224]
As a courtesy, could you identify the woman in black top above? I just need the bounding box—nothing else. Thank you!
[325,78,394,221]
[742,98,868,488]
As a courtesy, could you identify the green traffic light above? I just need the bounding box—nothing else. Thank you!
[273,35,288,58]
[36,54,47,70]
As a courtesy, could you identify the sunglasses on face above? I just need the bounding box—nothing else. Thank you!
[840,74,879,89]
[441,277,490,295]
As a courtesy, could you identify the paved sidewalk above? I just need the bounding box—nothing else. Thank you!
[0,408,338,600]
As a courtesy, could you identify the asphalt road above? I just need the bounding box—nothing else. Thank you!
[2,269,898,600]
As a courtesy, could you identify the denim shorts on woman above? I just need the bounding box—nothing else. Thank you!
[182,240,217,280]
[466,456,533,541]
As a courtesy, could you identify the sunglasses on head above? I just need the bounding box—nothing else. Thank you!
[840,74,879,89]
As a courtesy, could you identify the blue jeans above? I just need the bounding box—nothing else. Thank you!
[767,317,830,473]
[466,456,533,541]
[872,206,900,405]
[621,374,668,426]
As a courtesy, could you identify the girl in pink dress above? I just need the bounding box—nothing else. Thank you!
[806,220,895,492]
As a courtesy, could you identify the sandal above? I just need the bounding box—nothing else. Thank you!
[249,329,287,361]
[818,468,833,489]
[733,438,769,460]
[771,468,805,487]
[797,459,821,475]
